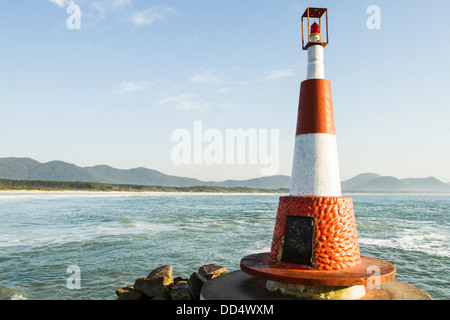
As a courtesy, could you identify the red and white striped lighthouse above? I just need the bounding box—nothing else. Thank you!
[269,9,361,275]
[199,7,431,301]
[239,8,396,300]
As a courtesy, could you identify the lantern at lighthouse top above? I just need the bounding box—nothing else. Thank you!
[301,7,329,50]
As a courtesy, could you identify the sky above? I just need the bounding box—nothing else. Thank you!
[0,0,449,183]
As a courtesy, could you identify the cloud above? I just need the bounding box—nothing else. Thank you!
[189,71,221,84]
[157,94,210,111]
[49,1,175,29]
[48,0,75,8]
[112,81,157,93]
[131,6,175,27]
[111,0,133,8]
[264,67,297,81]
[218,87,233,94]
[91,0,133,12]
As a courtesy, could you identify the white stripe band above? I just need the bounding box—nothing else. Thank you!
[290,133,342,197]
[307,45,324,80]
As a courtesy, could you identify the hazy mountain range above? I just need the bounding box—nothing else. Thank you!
[340,172,450,193]
[1,157,449,193]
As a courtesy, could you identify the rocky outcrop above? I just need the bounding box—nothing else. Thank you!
[116,263,227,300]
[134,265,174,299]
[170,281,191,300]
[115,286,145,300]
[200,264,227,279]
[187,271,207,300]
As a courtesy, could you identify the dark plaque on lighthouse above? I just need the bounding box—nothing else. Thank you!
[281,216,313,266]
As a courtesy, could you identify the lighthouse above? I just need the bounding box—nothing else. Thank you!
[201,7,431,301]
[240,7,396,300]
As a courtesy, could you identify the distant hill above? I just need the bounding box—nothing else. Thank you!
[0,157,41,180]
[341,173,450,193]
[1,158,449,193]
[0,157,291,189]
[213,175,291,189]
[341,173,381,190]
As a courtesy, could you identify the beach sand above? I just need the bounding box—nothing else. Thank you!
[0,189,281,196]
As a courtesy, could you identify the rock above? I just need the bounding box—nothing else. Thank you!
[170,282,192,300]
[115,286,145,300]
[187,272,207,300]
[174,276,188,284]
[134,265,174,299]
[116,285,133,296]
[147,265,173,282]
[118,263,228,300]
[198,264,227,280]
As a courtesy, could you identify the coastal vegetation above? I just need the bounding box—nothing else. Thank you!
[0,178,289,194]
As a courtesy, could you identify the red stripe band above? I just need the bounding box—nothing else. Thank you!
[296,79,336,135]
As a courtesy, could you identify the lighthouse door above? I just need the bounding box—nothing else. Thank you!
[281,216,313,266]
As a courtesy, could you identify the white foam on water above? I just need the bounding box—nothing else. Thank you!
[359,232,450,258]
[10,293,26,300]
[129,222,177,233]
[1,218,177,249]
[358,213,450,258]
[97,222,176,236]
[242,210,275,213]
[0,286,27,300]
[0,231,93,248]
[0,192,169,201]
[241,245,272,257]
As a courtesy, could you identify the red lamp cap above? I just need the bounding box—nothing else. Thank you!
[311,22,320,34]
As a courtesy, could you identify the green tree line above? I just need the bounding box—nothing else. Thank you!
[0,178,289,194]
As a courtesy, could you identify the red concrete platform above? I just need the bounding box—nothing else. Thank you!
[240,252,396,287]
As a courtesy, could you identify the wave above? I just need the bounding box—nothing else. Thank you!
[0,219,178,247]
[0,192,169,201]
[0,286,27,300]
[97,222,176,236]
[359,234,450,258]
[0,231,94,248]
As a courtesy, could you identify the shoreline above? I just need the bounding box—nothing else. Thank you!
[0,189,285,196]
[0,190,449,196]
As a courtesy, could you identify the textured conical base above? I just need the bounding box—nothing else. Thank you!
[270,196,361,271]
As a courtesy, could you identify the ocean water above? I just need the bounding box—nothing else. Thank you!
[0,192,448,300]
